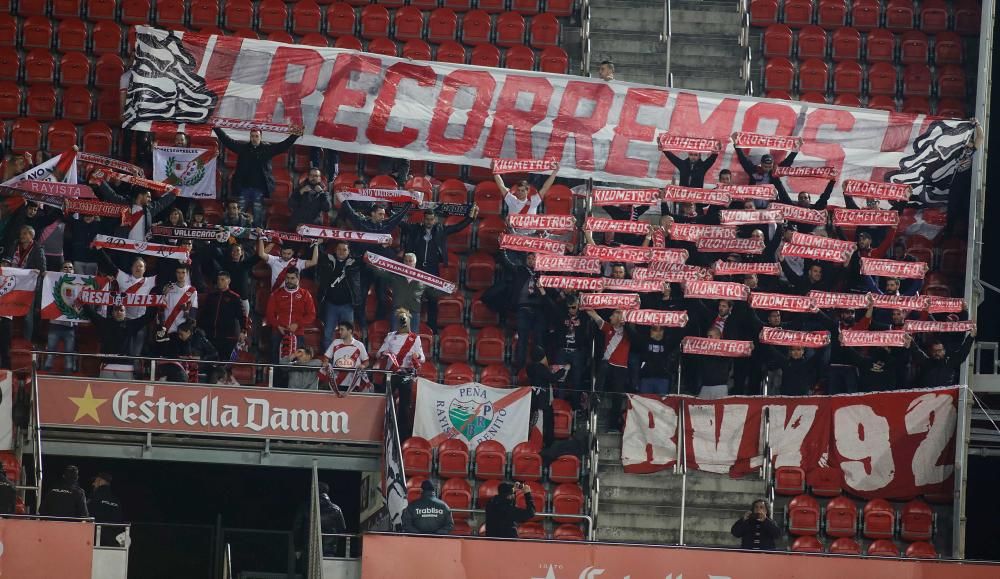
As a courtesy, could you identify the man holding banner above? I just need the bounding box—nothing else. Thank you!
[214,126,301,226]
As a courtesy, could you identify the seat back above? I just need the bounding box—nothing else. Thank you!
[787,494,820,536]
[797,25,827,60]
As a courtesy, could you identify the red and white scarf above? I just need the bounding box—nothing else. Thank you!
[91,235,191,261]
[364,252,456,294]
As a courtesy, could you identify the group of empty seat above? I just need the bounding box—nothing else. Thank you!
[751,0,978,115]
[776,465,942,557]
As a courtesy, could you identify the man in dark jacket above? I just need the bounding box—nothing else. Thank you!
[155,321,219,382]
[499,251,547,370]
[731,499,780,550]
[289,167,332,231]
[402,479,455,535]
[197,271,245,360]
[80,303,159,379]
[89,472,124,546]
[663,150,718,188]
[0,466,15,514]
[294,482,348,559]
[316,241,362,349]
[734,145,798,187]
[92,177,177,245]
[214,126,301,226]
[41,465,88,518]
[912,330,975,388]
[484,482,535,538]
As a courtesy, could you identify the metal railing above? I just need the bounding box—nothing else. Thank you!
[660,0,674,87]
[580,0,592,76]
[320,532,363,559]
[450,508,595,540]
[738,0,754,95]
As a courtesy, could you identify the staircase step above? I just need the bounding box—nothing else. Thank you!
[598,509,746,533]
[600,484,762,508]
[595,525,746,548]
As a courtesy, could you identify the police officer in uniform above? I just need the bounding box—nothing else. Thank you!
[89,472,125,546]
[40,465,88,518]
[402,479,455,535]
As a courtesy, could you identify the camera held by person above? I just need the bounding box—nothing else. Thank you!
[484,481,536,538]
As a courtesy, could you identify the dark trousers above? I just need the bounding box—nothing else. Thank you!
[0,317,10,369]
[552,348,587,407]
[514,306,546,369]
[420,262,441,330]
[391,373,414,440]
[596,361,630,428]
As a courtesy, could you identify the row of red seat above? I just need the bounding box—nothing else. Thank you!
[787,495,936,541]
[750,0,981,36]
[764,58,966,98]
[0,16,127,52]
[3,117,114,155]
[0,84,121,127]
[403,437,580,481]
[763,90,966,115]
[790,536,939,558]
[0,49,124,88]
[764,25,964,65]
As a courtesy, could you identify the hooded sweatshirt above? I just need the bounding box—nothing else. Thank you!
[401,489,455,535]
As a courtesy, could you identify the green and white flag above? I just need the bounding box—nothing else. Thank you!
[413,379,532,450]
[152,145,217,199]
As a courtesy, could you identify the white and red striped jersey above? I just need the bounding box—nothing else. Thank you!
[376,331,425,370]
[601,323,630,368]
[162,282,198,332]
[108,272,155,320]
[323,338,370,388]
[265,254,306,290]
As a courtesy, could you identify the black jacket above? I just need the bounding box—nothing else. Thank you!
[484,493,535,538]
[2,239,46,270]
[0,475,15,514]
[166,329,219,361]
[41,481,88,518]
[735,148,798,185]
[289,185,332,230]
[663,151,718,188]
[198,289,245,343]
[315,253,362,307]
[341,201,412,258]
[498,250,544,310]
[214,128,298,195]
[88,485,123,524]
[94,181,177,239]
[399,218,472,269]
[912,336,974,388]
[293,493,347,555]
[764,346,826,396]
[731,516,781,550]
[81,306,158,358]
[65,215,103,263]
[401,490,455,535]
[628,326,679,379]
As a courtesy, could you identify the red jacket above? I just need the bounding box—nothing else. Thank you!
[265,286,316,333]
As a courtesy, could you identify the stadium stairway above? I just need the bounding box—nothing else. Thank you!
[596,432,770,547]
[589,0,746,93]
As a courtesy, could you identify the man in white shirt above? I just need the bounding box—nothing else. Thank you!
[322,321,370,392]
[257,234,320,292]
[161,264,198,333]
[494,163,560,234]
[376,308,426,438]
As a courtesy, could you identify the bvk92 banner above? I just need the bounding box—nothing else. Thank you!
[622,387,960,500]
[124,27,976,197]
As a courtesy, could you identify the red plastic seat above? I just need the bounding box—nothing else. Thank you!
[474,326,506,365]
[47,120,79,153]
[790,536,824,553]
[787,494,820,536]
[552,399,573,439]
[831,27,861,61]
[495,11,526,47]
[94,53,124,88]
[24,50,55,85]
[954,0,981,35]
[539,46,569,74]
[774,466,806,496]
[450,520,473,536]
[530,13,560,48]
[851,0,881,31]
[764,57,794,91]
[291,0,321,35]
[900,31,929,64]
[191,0,221,29]
[885,0,914,31]
[367,37,398,57]
[52,0,82,19]
[512,441,543,481]
[514,479,546,521]
[392,7,423,41]
[476,479,501,508]
[867,62,898,95]
[867,539,899,557]
[0,81,19,118]
[0,453,20,484]
[905,541,938,559]
[0,15,14,47]
[326,2,356,37]
[335,35,363,51]
[866,28,896,63]
[438,179,470,204]
[517,522,546,539]
[223,0,254,31]
[479,364,512,388]
[443,362,475,385]
[832,61,863,94]
[440,478,473,519]
[863,498,896,539]
[750,0,779,26]
[919,0,949,34]
[436,40,467,63]
[806,466,842,496]
[437,438,471,479]
[474,440,507,480]
[934,32,963,65]
[470,292,500,328]
[553,524,585,541]
[56,18,88,52]
[783,0,813,28]
[936,98,965,118]
[825,495,858,537]
[937,64,967,99]
[867,95,897,112]
[402,436,433,476]
[833,93,861,107]
[552,483,584,523]
[901,96,931,115]
[476,214,506,253]
[397,39,430,61]
[63,86,94,122]
[300,33,329,47]
[267,31,295,44]
[154,0,185,26]
[763,24,793,57]
[0,48,17,81]
[461,9,491,45]
[470,43,502,67]
[439,324,471,363]
[428,8,458,43]
[11,119,43,153]
[817,0,847,29]
[900,499,934,541]
[549,454,580,483]
[442,0,473,11]
[902,63,932,96]
[95,88,120,123]
[797,25,827,59]
[465,252,497,290]
[26,85,57,120]
[91,21,122,55]
[798,58,829,93]
[828,537,861,555]
[505,45,535,70]
[22,15,53,49]
[258,0,289,33]
[511,0,540,15]
[406,476,427,502]
[765,89,793,100]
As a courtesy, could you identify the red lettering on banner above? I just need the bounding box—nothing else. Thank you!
[427,70,495,156]
[738,102,798,164]
[659,93,739,181]
[606,88,669,178]
[871,112,917,181]
[255,46,324,126]
[483,76,553,159]
[367,62,436,148]
[186,34,242,112]
[543,81,614,171]
[792,108,854,192]
[315,54,380,142]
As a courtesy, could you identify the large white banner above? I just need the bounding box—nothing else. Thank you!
[152,146,218,198]
[413,379,531,450]
[125,27,975,202]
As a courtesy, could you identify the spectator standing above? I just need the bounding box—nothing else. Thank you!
[375,308,425,438]
[93,177,177,243]
[294,482,347,561]
[663,151,719,188]
[289,167,332,231]
[214,126,301,226]
[220,199,255,229]
[731,499,780,550]
[197,271,245,360]
[65,214,102,275]
[322,322,370,393]
[402,479,455,535]
[89,472,125,547]
[499,251,547,370]
[734,139,798,186]
[315,242,361,349]
[210,243,258,317]
[160,264,198,333]
[628,325,678,395]
[585,308,631,431]
[495,165,559,234]
[280,346,323,390]
[41,465,88,518]
[265,270,318,362]
[484,482,535,538]
[43,262,81,373]
[155,321,218,382]
[3,224,46,343]
[79,304,158,379]
[544,294,591,403]
[374,253,435,333]
[257,236,319,293]
[95,252,157,365]
[912,330,975,388]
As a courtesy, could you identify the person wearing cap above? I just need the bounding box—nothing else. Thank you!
[41,465,88,518]
[733,136,798,189]
[401,479,455,535]
[89,472,125,546]
[484,481,536,538]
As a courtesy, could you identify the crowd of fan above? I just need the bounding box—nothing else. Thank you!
[0,126,977,434]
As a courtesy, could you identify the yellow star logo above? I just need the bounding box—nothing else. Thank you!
[69,385,107,423]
